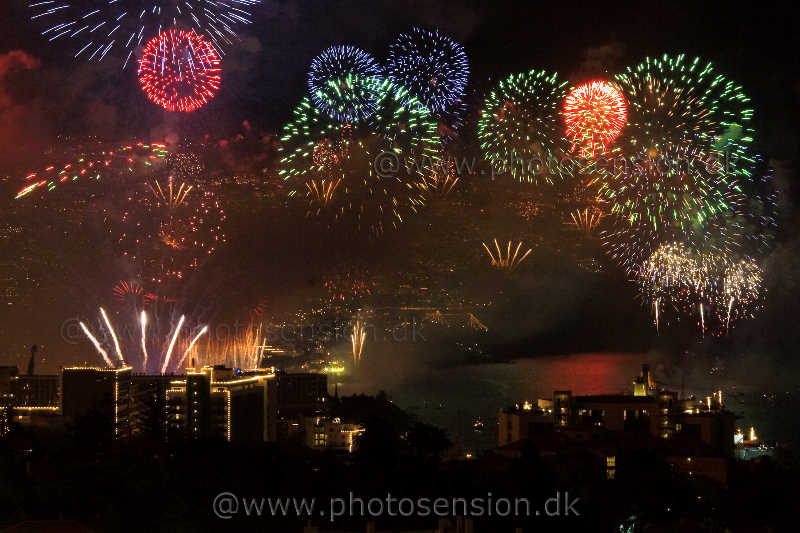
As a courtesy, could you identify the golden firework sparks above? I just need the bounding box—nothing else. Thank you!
[482,238,532,273]
[351,320,366,368]
[306,177,342,206]
[566,208,603,239]
[147,177,193,209]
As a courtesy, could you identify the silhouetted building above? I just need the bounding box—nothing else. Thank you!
[275,372,327,417]
[10,374,59,408]
[131,374,179,440]
[274,372,328,445]
[61,367,132,439]
[0,366,17,395]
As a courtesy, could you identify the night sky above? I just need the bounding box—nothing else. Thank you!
[2,2,797,157]
[0,1,799,381]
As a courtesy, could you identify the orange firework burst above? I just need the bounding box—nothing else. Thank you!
[563,80,627,158]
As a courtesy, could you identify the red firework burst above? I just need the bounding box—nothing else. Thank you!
[137,29,221,112]
[113,280,143,302]
[563,80,627,158]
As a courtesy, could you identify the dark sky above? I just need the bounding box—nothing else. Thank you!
[1,1,797,161]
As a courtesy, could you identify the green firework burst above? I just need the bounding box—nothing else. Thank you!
[279,77,440,237]
[478,69,570,184]
[614,53,755,180]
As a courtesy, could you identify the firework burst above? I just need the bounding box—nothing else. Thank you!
[478,69,570,184]
[418,152,460,197]
[323,269,375,306]
[147,177,193,209]
[112,177,227,284]
[137,29,221,112]
[308,45,383,123]
[637,242,765,335]
[482,238,533,273]
[566,208,603,239]
[387,27,469,126]
[28,0,260,68]
[722,257,764,327]
[563,80,627,158]
[614,53,754,179]
[279,78,438,237]
[598,142,744,274]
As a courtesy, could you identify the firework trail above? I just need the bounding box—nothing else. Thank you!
[100,307,125,366]
[79,321,113,367]
[161,315,186,374]
[80,306,207,374]
[177,326,210,369]
[140,311,148,370]
[351,320,366,368]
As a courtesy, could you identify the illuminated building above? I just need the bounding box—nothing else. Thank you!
[499,399,553,446]
[61,367,132,440]
[632,364,655,397]
[498,366,736,458]
[0,395,10,437]
[7,372,61,429]
[166,366,277,443]
[0,366,60,428]
[304,416,364,452]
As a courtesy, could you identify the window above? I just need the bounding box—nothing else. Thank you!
[606,456,616,480]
